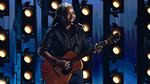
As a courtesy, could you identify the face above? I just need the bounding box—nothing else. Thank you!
[63,7,76,24]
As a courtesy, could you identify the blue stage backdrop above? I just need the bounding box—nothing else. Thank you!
[0,0,137,84]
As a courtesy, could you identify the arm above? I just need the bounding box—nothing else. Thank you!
[38,29,67,66]
[38,29,59,64]
[39,50,59,64]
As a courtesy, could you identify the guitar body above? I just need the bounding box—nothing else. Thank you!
[41,51,83,84]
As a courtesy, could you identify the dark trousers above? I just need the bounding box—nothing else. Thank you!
[68,70,83,84]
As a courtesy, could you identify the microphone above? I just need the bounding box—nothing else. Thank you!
[73,20,84,27]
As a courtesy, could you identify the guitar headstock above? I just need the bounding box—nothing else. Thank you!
[93,33,120,53]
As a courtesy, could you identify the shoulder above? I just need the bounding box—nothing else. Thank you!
[46,24,59,35]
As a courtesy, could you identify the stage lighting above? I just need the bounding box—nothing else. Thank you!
[21,3,36,38]
[83,70,90,79]
[110,23,123,58]
[144,5,150,37]
[49,0,62,12]
[24,71,32,80]
[22,23,35,37]
[147,6,150,14]
[145,4,150,15]
[112,29,121,36]
[51,1,59,10]
[24,8,33,18]
[111,47,122,60]
[0,29,9,63]
[83,24,90,32]
[83,69,92,83]
[22,48,33,64]
[24,25,33,34]
[111,23,122,37]
[113,46,121,55]
[23,2,33,18]
[0,2,6,11]
[0,73,9,84]
[147,23,150,30]
[81,6,90,16]
[78,13,92,82]
[143,21,150,36]
[21,48,35,83]
[82,56,89,62]
[112,75,121,83]
[110,72,123,84]
[79,4,92,37]
[0,79,6,84]
[111,0,124,13]
[0,49,6,58]
[147,53,150,60]
[24,55,32,64]
[147,68,150,76]
[112,0,120,8]
[0,0,9,16]
[0,33,6,41]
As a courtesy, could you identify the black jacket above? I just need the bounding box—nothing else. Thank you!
[39,23,89,58]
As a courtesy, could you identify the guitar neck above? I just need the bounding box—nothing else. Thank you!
[71,34,119,62]
[71,40,108,61]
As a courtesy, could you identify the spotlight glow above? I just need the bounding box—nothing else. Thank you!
[82,56,89,62]
[112,75,121,83]
[24,9,33,17]
[0,2,6,11]
[112,30,120,36]
[24,25,32,34]
[113,0,120,8]
[0,79,6,84]
[83,70,90,79]
[24,71,32,80]
[83,24,89,32]
[82,7,90,16]
[147,53,150,60]
[147,23,150,31]
[0,49,6,58]
[147,7,150,14]
[51,1,58,9]
[113,46,121,55]
[147,68,150,76]
[24,55,32,63]
[0,33,6,41]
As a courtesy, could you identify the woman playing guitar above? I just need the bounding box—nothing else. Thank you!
[38,2,89,84]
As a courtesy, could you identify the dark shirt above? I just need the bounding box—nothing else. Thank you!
[39,23,89,58]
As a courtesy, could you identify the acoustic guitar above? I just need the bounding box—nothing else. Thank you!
[41,34,120,84]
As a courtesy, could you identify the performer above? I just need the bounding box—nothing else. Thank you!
[38,2,89,84]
